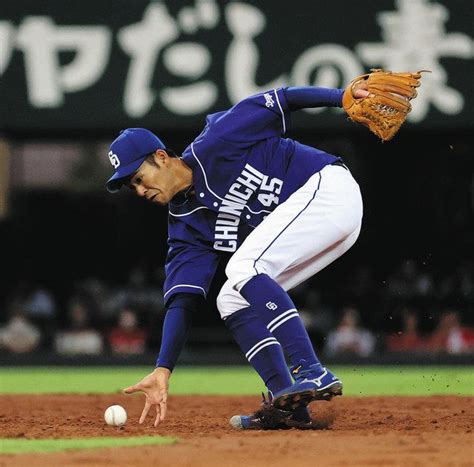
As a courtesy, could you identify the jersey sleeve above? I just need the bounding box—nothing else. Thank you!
[284,87,344,110]
[208,88,290,145]
[163,241,220,306]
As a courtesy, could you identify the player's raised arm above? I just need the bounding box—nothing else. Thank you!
[208,88,291,144]
[284,85,369,110]
[208,86,367,146]
[283,86,345,110]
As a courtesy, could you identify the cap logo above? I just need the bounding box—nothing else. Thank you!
[264,92,275,108]
[108,151,121,169]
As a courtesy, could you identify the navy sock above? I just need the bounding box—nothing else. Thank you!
[224,306,293,394]
[240,274,321,369]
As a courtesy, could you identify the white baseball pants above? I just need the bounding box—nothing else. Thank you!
[217,164,363,319]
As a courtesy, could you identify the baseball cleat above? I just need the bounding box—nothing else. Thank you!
[229,414,261,430]
[272,361,343,410]
[229,393,313,430]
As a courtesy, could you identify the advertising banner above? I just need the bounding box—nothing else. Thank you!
[1,0,473,131]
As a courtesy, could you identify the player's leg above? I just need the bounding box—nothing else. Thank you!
[217,283,313,429]
[275,224,361,292]
[226,164,362,365]
[221,227,361,412]
[268,227,361,408]
[217,282,293,395]
[227,164,362,288]
[225,164,362,407]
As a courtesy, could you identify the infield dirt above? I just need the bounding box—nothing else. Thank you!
[0,394,472,466]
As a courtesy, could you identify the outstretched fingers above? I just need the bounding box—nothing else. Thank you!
[139,399,152,424]
[123,373,169,427]
[159,392,168,422]
[123,383,142,394]
[154,405,161,427]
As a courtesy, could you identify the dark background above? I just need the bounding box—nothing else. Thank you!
[1,128,472,330]
[0,0,472,363]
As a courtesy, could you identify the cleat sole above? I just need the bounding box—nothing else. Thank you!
[273,382,343,410]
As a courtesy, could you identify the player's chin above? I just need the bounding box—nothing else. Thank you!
[152,194,169,205]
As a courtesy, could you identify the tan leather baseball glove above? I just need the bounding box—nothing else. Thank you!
[342,69,429,141]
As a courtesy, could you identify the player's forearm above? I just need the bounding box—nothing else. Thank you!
[284,86,344,110]
[156,307,193,371]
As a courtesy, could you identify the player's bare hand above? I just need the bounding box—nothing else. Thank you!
[353,88,370,99]
[347,79,370,99]
[123,367,171,427]
[343,80,370,102]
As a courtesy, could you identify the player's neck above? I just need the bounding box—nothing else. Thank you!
[173,158,194,195]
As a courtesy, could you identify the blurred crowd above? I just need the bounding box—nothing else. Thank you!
[0,266,163,357]
[0,258,473,358]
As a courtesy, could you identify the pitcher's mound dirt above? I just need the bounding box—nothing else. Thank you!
[0,394,472,466]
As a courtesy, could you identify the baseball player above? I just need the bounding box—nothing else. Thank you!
[107,72,421,429]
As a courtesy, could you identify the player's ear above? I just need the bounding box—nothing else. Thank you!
[155,149,169,163]
[152,149,168,165]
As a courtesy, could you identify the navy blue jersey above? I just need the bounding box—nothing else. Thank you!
[164,87,341,304]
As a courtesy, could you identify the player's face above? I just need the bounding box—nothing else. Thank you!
[127,151,178,205]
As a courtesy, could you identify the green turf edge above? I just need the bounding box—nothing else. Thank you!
[0,366,473,396]
[0,436,177,454]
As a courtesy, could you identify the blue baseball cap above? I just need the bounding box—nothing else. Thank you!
[106,128,166,193]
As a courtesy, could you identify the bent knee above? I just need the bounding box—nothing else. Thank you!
[216,281,249,319]
[216,288,228,316]
[225,256,265,291]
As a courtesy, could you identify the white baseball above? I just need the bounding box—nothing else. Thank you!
[104,405,127,426]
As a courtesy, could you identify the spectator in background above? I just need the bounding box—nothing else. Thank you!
[108,307,147,354]
[294,286,336,350]
[71,277,109,322]
[385,307,423,352]
[19,284,57,349]
[55,300,103,355]
[425,309,474,354]
[23,284,56,319]
[437,261,474,305]
[342,264,376,304]
[325,306,376,357]
[104,265,164,318]
[0,306,41,353]
[386,259,435,301]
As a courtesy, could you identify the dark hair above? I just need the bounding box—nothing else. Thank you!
[145,148,177,166]
[165,148,178,158]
